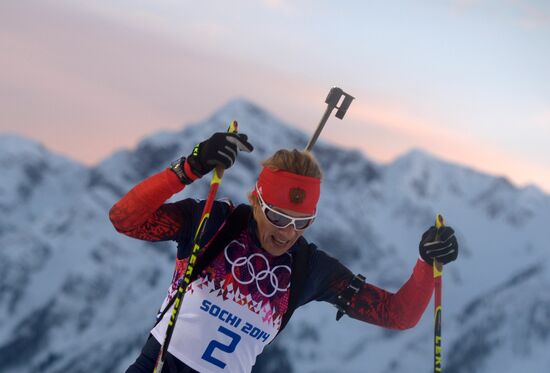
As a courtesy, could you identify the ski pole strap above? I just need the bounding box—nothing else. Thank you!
[155,294,177,328]
[335,273,366,321]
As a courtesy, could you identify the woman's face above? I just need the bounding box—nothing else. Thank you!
[251,197,311,256]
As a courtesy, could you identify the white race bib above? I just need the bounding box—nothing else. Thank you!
[151,237,292,373]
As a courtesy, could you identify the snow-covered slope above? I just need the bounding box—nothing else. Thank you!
[0,100,549,373]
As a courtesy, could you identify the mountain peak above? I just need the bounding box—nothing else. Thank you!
[3,101,550,373]
[393,148,440,166]
[0,133,82,170]
[0,133,48,159]
[210,97,275,124]
[389,148,447,177]
[198,98,309,151]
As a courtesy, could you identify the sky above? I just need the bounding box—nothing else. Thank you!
[1,0,549,192]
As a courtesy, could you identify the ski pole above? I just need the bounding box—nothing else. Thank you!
[305,87,354,151]
[154,120,239,373]
[433,214,445,373]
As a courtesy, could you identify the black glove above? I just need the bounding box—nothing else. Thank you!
[170,133,253,185]
[419,226,458,265]
[187,132,253,177]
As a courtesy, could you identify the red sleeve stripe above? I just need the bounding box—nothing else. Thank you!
[109,168,185,237]
[347,259,434,330]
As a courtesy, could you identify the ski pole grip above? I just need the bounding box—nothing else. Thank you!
[326,87,344,106]
[213,120,239,179]
[435,214,445,234]
[325,87,355,119]
[434,214,445,273]
[306,87,354,151]
[336,95,354,119]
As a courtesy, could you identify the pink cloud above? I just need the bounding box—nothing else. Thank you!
[338,101,550,192]
[0,0,321,164]
[1,0,549,193]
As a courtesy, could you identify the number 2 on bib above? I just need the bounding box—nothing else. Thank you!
[201,326,242,368]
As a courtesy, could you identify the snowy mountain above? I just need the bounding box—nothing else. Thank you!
[1,99,549,373]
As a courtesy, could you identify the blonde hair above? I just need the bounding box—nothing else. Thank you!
[261,149,323,178]
[248,149,322,206]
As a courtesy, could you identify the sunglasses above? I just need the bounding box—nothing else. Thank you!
[255,184,316,231]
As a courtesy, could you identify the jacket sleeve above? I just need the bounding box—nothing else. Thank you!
[109,168,190,242]
[303,246,434,330]
[346,259,434,330]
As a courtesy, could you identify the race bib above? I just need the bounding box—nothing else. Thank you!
[152,232,292,372]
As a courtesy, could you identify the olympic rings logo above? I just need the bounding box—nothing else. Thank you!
[224,240,291,298]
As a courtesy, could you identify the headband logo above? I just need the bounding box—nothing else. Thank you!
[289,188,306,204]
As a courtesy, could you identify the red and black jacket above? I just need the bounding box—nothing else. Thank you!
[110,168,435,333]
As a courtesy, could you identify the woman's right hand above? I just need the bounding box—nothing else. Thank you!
[187,132,254,177]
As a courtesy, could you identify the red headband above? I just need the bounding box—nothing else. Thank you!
[254,167,321,214]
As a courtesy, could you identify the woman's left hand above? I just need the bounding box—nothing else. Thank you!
[418,226,459,265]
